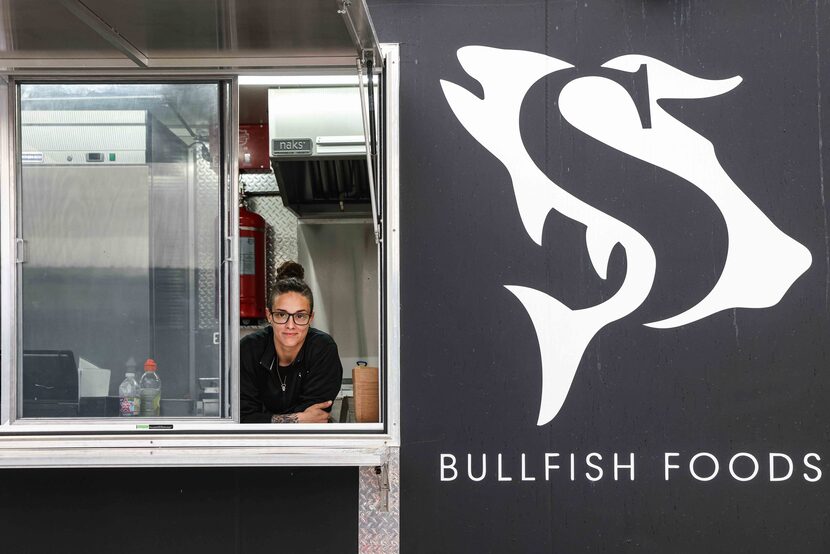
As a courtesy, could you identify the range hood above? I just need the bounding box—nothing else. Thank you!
[269,86,372,218]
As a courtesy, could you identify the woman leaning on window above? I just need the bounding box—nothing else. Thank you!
[240,261,343,423]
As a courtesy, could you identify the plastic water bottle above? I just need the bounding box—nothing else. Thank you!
[139,358,161,417]
[118,372,140,417]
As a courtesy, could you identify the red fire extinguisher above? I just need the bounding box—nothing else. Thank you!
[239,203,267,322]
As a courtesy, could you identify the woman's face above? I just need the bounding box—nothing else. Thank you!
[268,291,313,351]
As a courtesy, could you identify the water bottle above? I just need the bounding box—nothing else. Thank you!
[139,358,161,417]
[118,372,140,417]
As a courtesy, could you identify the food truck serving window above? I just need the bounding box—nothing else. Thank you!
[0,47,400,467]
[0,0,398,467]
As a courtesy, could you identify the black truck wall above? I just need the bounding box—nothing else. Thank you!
[0,467,358,553]
[369,0,830,552]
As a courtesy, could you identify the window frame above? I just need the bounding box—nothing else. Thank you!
[0,44,401,467]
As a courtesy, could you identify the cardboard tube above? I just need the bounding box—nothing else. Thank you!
[352,364,379,423]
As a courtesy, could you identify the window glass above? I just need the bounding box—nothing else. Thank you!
[18,82,225,419]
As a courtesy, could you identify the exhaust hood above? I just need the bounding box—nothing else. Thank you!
[269,86,373,218]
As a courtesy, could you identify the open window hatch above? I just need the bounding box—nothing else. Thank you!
[0,0,399,467]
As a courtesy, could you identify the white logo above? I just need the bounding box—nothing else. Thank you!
[441,46,812,425]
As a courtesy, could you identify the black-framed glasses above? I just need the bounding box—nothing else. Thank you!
[268,309,311,326]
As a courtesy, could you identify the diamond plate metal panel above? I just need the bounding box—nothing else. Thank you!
[359,448,400,553]
[240,171,276,193]
[240,172,298,299]
[196,152,220,329]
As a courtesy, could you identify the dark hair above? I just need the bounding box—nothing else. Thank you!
[269,261,314,312]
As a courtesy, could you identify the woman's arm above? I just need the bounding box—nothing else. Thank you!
[271,400,332,423]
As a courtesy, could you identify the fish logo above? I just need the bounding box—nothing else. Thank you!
[441,46,812,425]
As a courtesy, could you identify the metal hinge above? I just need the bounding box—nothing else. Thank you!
[375,463,390,512]
[361,49,375,67]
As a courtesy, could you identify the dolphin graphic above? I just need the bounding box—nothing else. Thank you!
[441,46,812,425]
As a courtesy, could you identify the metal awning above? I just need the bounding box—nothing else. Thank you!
[0,0,382,71]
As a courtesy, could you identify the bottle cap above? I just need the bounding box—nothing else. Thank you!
[144,358,157,372]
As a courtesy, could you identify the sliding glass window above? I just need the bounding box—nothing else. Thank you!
[17,82,228,420]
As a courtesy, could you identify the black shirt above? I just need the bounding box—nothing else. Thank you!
[240,326,343,423]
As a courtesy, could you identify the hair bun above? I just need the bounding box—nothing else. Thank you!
[276,260,305,281]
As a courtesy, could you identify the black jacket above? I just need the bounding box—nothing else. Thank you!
[240,326,343,423]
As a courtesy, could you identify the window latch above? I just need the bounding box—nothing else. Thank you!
[224,236,233,264]
[15,238,27,264]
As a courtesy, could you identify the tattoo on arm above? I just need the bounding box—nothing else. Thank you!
[271,413,299,423]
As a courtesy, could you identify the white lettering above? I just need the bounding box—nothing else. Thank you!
[664,452,680,481]
[585,452,604,482]
[498,453,513,482]
[803,453,822,482]
[570,453,576,481]
[545,453,560,481]
[467,453,486,482]
[521,453,536,481]
[614,453,635,481]
[439,451,822,484]
[769,453,793,482]
[689,452,719,482]
[728,452,759,482]
[440,454,458,481]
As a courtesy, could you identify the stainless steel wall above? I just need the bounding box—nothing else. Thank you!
[19,103,222,410]
[21,164,152,395]
[298,221,378,369]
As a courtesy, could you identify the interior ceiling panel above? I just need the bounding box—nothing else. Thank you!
[0,0,381,70]
[0,0,129,62]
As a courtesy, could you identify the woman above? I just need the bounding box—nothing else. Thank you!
[240,261,342,423]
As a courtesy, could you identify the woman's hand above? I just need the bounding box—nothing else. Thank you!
[297,400,333,423]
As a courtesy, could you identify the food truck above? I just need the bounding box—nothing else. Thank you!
[0,1,828,552]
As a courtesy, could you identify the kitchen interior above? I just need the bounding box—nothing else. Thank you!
[17,73,382,424]
[238,74,381,424]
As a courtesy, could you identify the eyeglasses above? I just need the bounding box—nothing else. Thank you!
[268,309,311,326]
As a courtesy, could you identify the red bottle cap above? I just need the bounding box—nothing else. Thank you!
[144,358,157,372]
